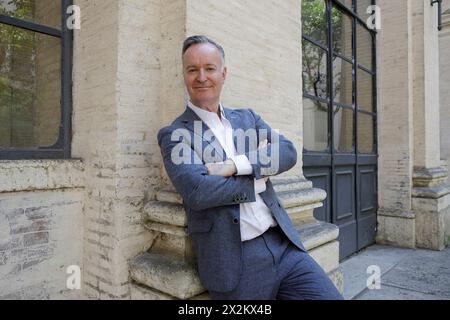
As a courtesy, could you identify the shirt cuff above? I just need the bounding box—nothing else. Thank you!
[254,178,267,194]
[233,155,253,176]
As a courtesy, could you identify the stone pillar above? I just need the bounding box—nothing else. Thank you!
[377,0,416,248]
[440,8,450,185]
[377,0,450,250]
[72,0,158,299]
[129,0,342,299]
[411,0,450,251]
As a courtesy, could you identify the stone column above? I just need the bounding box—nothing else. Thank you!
[72,0,158,299]
[377,0,416,248]
[440,8,450,185]
[377,0,450,250]
[129,0,342,299]
[411,0,450,251]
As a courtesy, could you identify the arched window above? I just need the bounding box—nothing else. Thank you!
[0,0,73,159]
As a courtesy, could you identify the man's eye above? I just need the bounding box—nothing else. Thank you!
[207,68,216,71]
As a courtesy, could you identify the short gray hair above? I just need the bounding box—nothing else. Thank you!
[182,35,225,64]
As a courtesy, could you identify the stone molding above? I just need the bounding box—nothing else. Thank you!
[0,160,85,193]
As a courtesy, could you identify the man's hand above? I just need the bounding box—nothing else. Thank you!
[206,159,237,177]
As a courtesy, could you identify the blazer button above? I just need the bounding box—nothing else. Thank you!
[233,218,239,224]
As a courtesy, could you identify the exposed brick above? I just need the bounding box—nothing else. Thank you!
[25,207,53,220]
[10,219,52,235]
[23,232,49,247]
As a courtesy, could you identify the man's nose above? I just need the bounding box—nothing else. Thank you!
[196,69,207,82]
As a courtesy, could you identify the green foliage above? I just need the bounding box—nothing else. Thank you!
[0,0,34,20]
[302,0,344,110]
[0,1,36,147]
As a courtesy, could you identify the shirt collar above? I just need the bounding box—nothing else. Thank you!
[187,100,227,123]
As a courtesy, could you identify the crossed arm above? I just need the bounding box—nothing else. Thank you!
[157,109,297,211]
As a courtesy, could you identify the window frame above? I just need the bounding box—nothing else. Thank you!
[302,0,378,155]
[0,0,73,160]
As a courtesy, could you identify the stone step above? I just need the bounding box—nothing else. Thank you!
[297,220,339,251]
[129,252,205,300]
[144,221,187,237]
[130,282,210,300]
[144,201,186,227]
[156,188,183,204]
[278,187,327,209]
[271,176,313,193]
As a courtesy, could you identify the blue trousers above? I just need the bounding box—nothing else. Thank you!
[209,225,344,300]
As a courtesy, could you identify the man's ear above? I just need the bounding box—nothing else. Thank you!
[222,66,228,82]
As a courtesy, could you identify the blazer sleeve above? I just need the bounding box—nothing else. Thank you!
[158,126,257,211]
[244,108,298,180]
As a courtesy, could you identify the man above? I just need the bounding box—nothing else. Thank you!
[157,35,343,300]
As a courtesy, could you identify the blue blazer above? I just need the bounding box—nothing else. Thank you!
[157,106,306,293]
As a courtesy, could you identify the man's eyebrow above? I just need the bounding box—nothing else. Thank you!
[185,63,217,69]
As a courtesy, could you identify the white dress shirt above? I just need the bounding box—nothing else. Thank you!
[188,101,278,242]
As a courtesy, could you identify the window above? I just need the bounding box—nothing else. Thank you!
[302,0,377,154]
[0,0,73,159]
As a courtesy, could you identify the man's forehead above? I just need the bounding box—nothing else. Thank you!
[183,43,222,63]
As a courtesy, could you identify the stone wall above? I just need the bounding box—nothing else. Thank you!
[71,0,159,299]
[440,3,450,184]
[0,160,84,299]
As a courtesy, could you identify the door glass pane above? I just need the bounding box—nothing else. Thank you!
[357,23,373,71]
[0,24,61,148]
[303,98,329,151]
[334,105,353,152]
[333,56,353,106]
[0,0,61,30]
[302,0,327,45]
[303,40,328,99]
[358,112,374,153]
[332,7,353,59]
[357,69,373,113]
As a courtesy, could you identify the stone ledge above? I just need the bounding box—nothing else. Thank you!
[144,222,187,236]
[412,184,450,199]
[129,252,204,299]
[271,176,313,192]
[278,188,327,209]
[130,282,210,300]
[297,220,339,251]
[156,188,183,204]
[0,159,85,193]
[144,201,186,227]
[377,208,415,219]
[413,166,448,187]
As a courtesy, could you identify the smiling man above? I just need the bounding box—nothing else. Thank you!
[157,35,343,300]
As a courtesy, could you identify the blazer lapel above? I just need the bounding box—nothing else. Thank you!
[179,107,227,162]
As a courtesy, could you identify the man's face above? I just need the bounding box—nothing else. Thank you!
[183,43,227,110]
